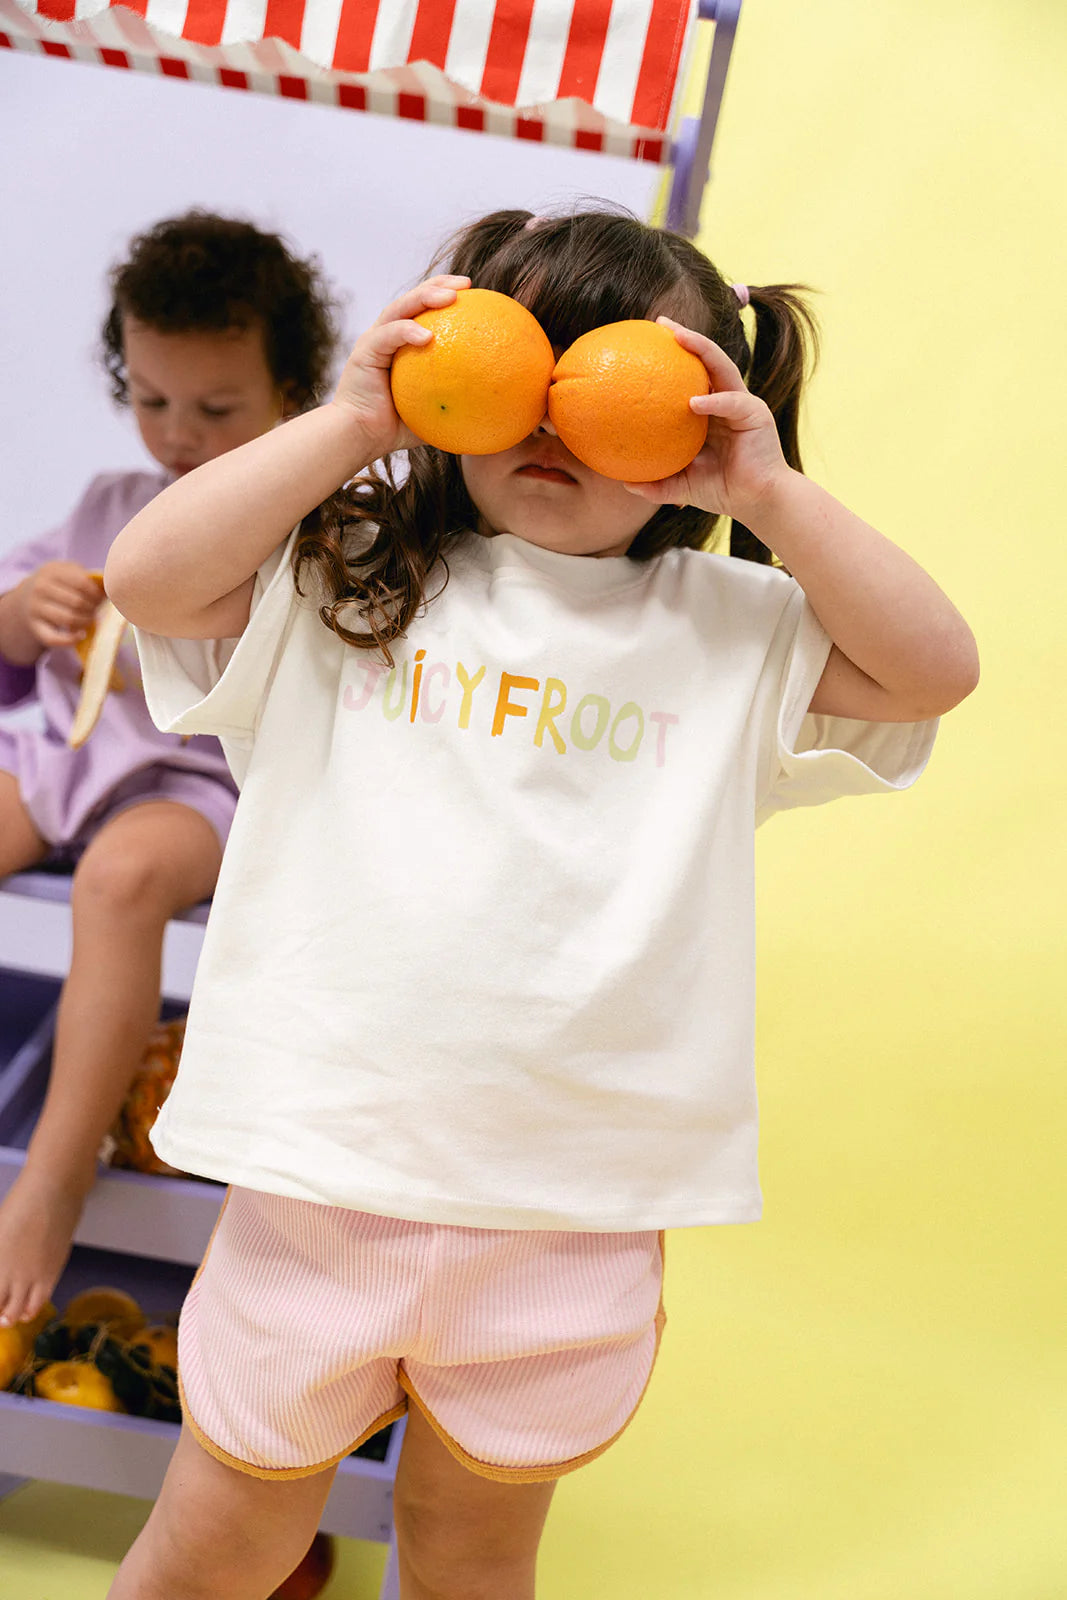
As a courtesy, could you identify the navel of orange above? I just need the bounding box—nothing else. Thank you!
[390,288,556,455]
[548,320,710,482]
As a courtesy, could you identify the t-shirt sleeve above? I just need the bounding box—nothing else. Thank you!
[755,588,938,824]
[0,498,84,709]
[133,529,299,777]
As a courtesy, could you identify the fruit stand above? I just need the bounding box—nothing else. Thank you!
[0,0,741,237]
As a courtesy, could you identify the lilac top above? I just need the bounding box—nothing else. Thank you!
[0,471,237,848]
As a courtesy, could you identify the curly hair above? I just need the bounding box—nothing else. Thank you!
[101,210,340,412]
[297,205,818,661]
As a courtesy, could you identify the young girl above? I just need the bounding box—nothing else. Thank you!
[103,208,978,1600]
[0,210,338,1329]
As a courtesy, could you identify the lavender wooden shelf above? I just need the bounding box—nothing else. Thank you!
[0,965,223,1266]
[0,869,207,1001]
[0,1244,404,1557]
[0,872,402,1596]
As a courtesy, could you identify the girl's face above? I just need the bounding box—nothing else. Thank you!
[460,415,655,559]
[122,317,289,477]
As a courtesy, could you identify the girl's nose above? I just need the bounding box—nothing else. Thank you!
[536,412,558,437]
[165,405,202,449]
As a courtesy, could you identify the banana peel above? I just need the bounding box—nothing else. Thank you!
[69,572,129,749]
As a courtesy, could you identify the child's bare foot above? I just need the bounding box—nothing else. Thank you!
[0,1168,86,1327]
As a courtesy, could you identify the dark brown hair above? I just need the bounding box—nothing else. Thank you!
[101,210,340,412]
[298,206,817,659]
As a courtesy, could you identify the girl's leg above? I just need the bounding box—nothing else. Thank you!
[393,1404,557,1600]
[0,769,50,878]
[108,1423,339,1600]
[0,800,223,1326]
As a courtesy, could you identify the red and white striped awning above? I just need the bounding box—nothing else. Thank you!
[1,0,700,164]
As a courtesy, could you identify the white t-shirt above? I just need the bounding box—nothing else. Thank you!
[135,530,936,1231]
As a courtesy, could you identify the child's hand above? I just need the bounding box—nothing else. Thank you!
[330,275,472,457]
[20,562,105,651]
[623,317,793,523]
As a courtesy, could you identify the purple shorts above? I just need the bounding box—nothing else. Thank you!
[0,728,237,862]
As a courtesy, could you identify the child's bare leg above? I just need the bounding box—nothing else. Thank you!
[0,770,51,881]
[393,1404,557,1600]
[108,1423,338,1599]
[0,801,222,1326]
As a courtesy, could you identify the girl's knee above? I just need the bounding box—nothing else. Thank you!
[395,1489,545,1600]
[71,847,172,920]
[127,1500,300,1600]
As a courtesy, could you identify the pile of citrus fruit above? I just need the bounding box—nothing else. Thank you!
[1,1285,180,1419]
[1,1278,397,1442]
[390,288,710,481]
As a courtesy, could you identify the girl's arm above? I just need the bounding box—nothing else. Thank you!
[737,471,978,721]
[629,320,979,722]
[105,275,470,639]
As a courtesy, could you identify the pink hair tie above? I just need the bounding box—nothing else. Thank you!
[732,283,750,308]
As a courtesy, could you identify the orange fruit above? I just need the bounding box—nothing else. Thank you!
[548,320,710,482]
[390,288,555,455]
[35,1359,126,1412]
[0,1304,56,1389]
[64,1286,145,1339]
[131,1324,180,1370]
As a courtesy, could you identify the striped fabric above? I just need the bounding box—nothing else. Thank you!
[1,0,699,163]
[178,1187,665,1479]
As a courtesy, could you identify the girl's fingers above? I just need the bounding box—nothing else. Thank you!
[656,315,747,392]
[373,275,470,330]
[689,389,767,428]
[35,622,83,649]
[42,591,101,620]
[359,318,435,371]
[39,594,98,626]
[621,475,690,504]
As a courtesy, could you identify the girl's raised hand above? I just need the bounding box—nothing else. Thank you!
[623,317,792,524]
[330,275,471,457]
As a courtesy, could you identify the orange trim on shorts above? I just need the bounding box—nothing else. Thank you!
[179,1371,408,1483]
[178,1211,667,1486]
[179,1185,408,1482]
[397,1232,668,1486]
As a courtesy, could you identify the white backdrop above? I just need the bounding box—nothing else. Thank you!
[0,50,656,552]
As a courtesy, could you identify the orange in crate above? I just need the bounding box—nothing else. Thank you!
[106,1016,187,1175]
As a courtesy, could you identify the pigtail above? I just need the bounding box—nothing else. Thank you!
[744,284,819,474]
[729,284,819,564]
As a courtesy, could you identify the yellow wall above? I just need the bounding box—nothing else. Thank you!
[1,3,1062,1595]
[541,3,1066,1596]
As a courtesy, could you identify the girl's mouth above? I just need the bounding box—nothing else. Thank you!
[516,464,578,485]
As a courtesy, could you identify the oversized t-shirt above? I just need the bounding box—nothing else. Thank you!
[135,529,936,1231]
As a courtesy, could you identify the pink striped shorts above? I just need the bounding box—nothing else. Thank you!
[178,1187,665,1483]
